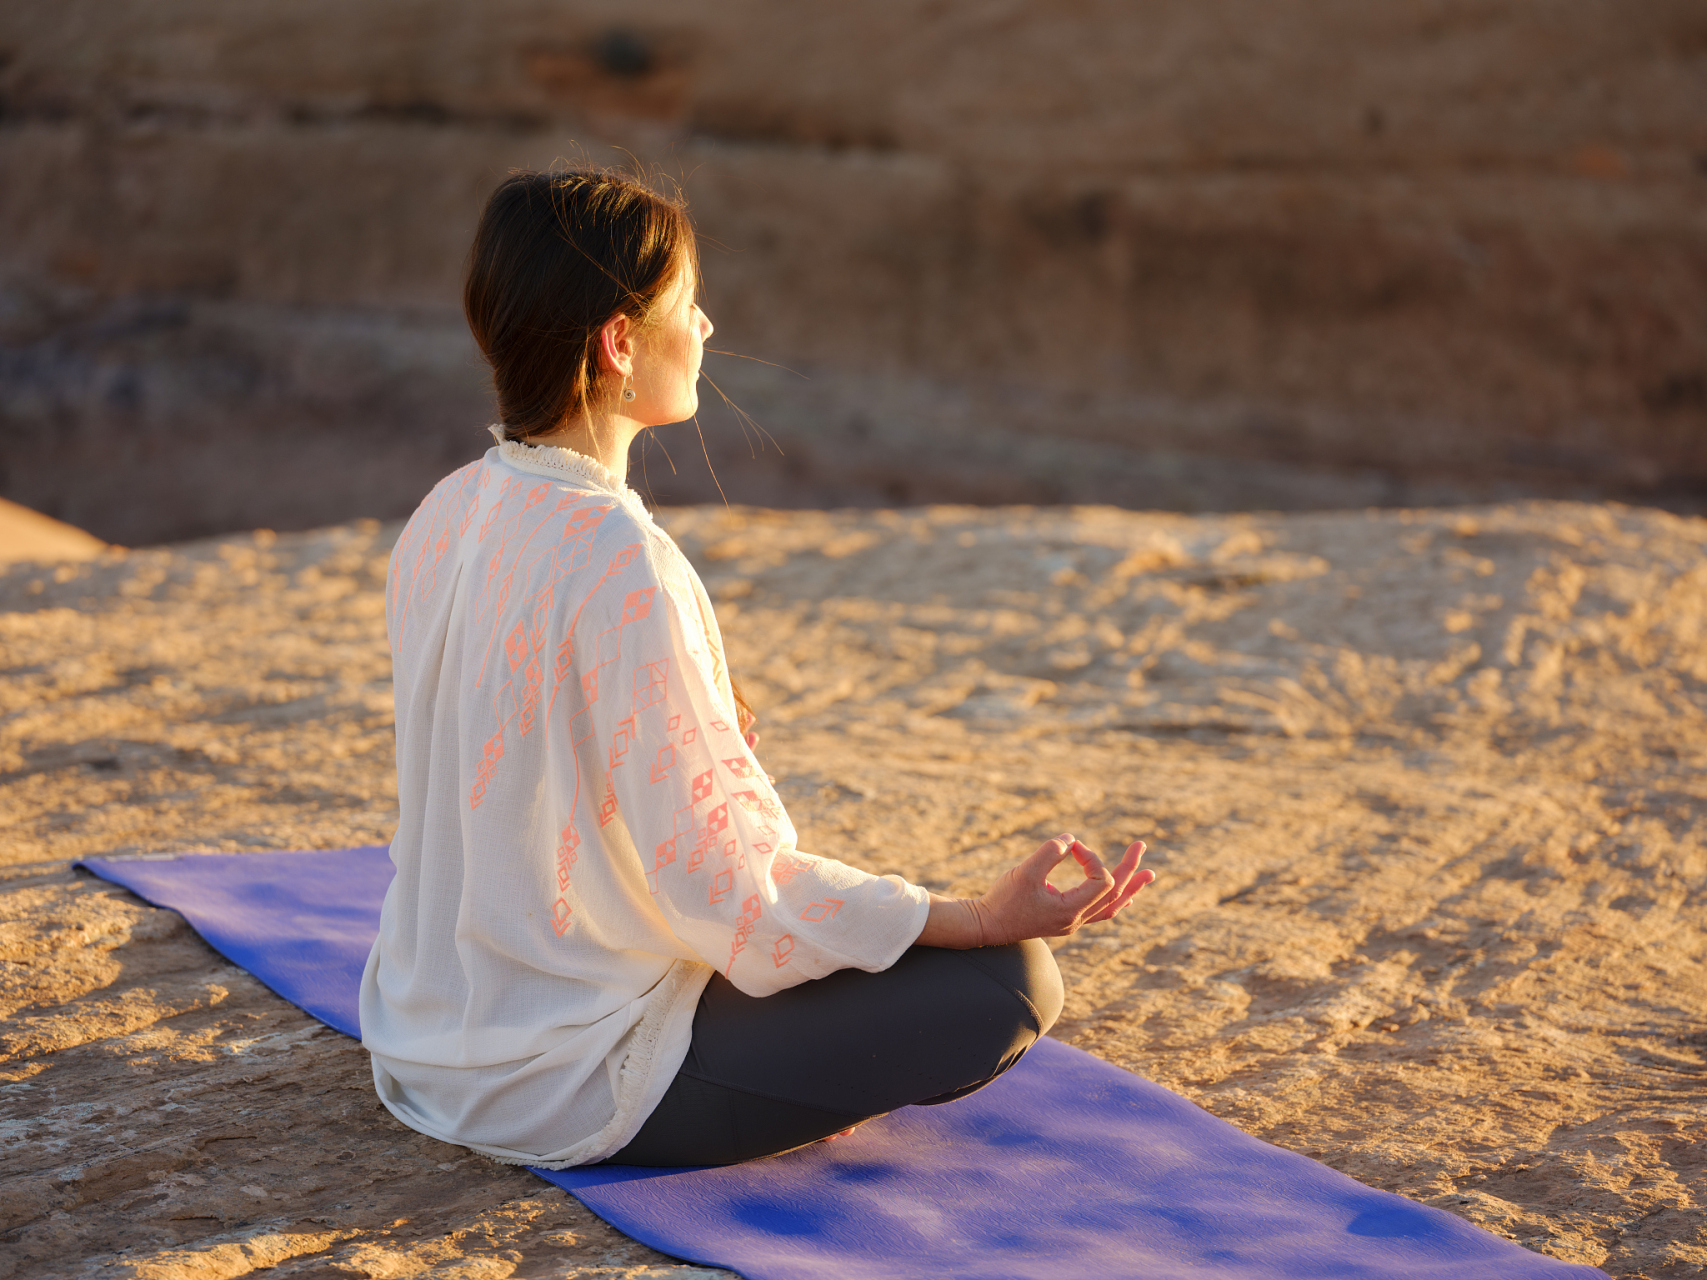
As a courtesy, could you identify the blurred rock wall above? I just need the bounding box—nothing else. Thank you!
[2,1,1704,543]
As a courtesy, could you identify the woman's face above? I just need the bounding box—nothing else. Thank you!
[630,265,714,426]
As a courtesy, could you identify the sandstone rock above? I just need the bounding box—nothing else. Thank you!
[1,2,1704,540]
[0,497,105,563]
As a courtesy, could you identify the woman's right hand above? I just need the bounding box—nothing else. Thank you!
[918,834,1154,948]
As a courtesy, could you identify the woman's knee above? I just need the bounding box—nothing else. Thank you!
[951,938,1063,1038]
[998,937,1063,1035]
[1016,937,1064,1034]
[899,940,1062,1107]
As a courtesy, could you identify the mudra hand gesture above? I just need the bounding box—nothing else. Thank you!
[919,834,1154,949]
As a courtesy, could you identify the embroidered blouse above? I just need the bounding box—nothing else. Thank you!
[358,439,930,1167]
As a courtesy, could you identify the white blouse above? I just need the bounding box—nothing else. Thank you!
[358,439,930,1167]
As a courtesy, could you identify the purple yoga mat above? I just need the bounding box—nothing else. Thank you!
[78,848,1606,1280]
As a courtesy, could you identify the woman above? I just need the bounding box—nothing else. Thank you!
[360,168,1155,1169]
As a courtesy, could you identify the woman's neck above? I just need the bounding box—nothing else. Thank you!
[526,413,642,484]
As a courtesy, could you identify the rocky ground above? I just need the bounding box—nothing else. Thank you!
[2,499,1705,1278]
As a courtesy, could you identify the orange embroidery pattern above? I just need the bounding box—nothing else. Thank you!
[555,822,580,890]
[727,894,763,975]
[469,731,505,810]
[646,790,699,895]
[710,867,734,905]
[650,743,675,784]
[551,817,577,935]
[771,851,813,886]
[622,588,656,624]
[635,659,669,712]
[608,714,636,772]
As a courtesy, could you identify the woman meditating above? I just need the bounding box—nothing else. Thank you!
[360,168,1155,1169]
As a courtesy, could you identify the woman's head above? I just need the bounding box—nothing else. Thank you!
[464,168,708,442]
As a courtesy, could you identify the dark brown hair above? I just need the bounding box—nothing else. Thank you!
[464,168,699,442]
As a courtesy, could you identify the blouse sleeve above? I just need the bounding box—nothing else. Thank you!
[577,545,928,997]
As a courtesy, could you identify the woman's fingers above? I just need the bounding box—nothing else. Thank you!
[1018,835,1075,889]
[1110,839,1146,884]
[1036,836,1105,917]
[1072,840,1152,923]
[1100,840,1147,907]
[1085,866,1156,922]
[1051,836,1119,914]
[980,834,1155,943]
[1074,839,1139,916]
[1069,839,1112,884]
[1058,839,1111,912]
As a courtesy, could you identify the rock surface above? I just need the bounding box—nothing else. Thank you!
[3,2,1705,542]
[2,500,1706,1278]
[0,499,105,565]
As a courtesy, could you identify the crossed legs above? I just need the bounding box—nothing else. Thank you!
[605,939,1064,1166]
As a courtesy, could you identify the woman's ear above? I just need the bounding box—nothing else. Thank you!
[596,313,636,378]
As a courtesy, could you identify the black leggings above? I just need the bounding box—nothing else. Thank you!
[605,939,1064,1166]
